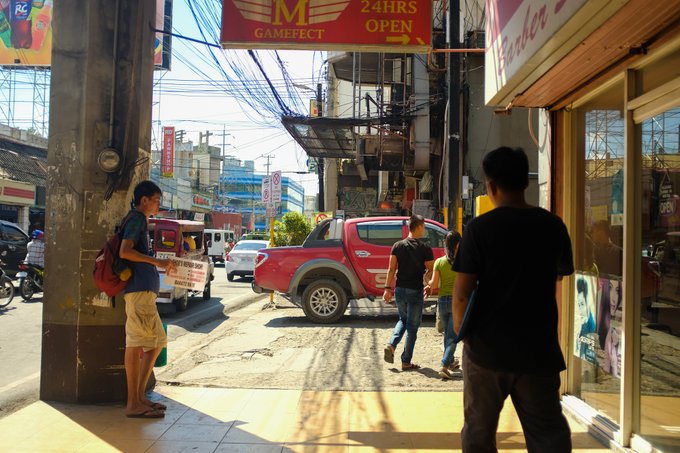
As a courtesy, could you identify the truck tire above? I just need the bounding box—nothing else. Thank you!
[203,282,211,300]
[175,293,189,312]
[227,272,234,282]
[301,279,348,324]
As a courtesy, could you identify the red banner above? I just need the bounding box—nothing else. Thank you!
[220,0,431,52]
[162,126,175,177]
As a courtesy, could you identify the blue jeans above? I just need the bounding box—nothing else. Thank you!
[438,296,457,367]
[388,287,424,364]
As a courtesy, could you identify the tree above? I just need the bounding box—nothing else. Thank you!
[272,211,312,246]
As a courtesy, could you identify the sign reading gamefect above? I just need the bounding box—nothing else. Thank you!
[221,0,431,52]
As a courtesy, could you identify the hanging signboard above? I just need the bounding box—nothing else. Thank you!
[0,0,54,66]
[220,0,432,52]
[162,126,175,177]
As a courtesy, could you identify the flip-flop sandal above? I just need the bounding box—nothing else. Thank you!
[149,402,167,411]
[401,363,421,371]
[384,346,394,364]
[126,409,165,419]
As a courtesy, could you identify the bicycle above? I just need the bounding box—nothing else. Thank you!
[0,260,16,309]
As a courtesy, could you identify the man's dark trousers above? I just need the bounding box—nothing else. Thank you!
[461,354,572,452]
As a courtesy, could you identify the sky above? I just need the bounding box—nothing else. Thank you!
[152,0,325,197]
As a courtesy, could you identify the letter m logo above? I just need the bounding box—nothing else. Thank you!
[273,0,307,25]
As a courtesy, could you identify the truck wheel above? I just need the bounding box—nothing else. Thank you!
[203,282,211,300]
[227,272,234,282]
[301,280,348,324]
[175,293,189,312]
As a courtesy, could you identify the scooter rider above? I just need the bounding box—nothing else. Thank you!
[26,229,45,269]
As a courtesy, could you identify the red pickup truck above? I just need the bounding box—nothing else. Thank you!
[252,216,449,323]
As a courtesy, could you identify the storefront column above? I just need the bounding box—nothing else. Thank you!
[621,69,642,446]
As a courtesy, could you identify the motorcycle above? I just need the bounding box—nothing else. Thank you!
[16,261,43,301]
[0,259,15,308]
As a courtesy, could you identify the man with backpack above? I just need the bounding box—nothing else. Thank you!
[118,181,175,419]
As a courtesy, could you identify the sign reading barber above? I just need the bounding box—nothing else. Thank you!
[221,0,431,52]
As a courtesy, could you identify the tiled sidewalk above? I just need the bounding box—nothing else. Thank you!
[0,386,609,452]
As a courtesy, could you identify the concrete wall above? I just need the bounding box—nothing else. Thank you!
[465,54,541,207]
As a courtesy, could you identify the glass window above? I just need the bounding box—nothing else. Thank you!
[214,233,221,242]
[639,106,680,451]
[423,225,447,249]
[205,233,212,241]
[570,79,624,425]
[356,223,403,247]
[233,241,268,251]
[2,225,26,242]
[157,229,176,249]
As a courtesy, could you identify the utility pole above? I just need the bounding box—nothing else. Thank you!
[216,126,231,206]
[316,83,325,212]
[447,0,461,230]
[175,129,186,143]
[199,130,213,147]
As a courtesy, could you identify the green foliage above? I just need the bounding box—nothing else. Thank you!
[272,211,312,247]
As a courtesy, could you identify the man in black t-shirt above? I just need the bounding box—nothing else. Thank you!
[453,147,574,452]
[383,214,434,370]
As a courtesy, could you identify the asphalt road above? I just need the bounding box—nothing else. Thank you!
[0,265,265,419]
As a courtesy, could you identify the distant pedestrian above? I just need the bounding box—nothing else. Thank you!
[425,231,462,379]
[25,229,45,268]
[383,214,434,371]
[119,181,176,419]
[453,147,574,452]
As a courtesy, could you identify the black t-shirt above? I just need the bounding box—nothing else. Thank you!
[391,237,434,290]
[453,206,574,375]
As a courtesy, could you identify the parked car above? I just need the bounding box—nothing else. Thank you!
[226,240,269,281]
[253,217,448,323]
[0,220,29,277]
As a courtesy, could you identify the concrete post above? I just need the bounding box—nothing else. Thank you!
[41,0,156,403]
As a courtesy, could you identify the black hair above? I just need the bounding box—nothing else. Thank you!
[482,146,529,191]
[408,214,425,232]
[576,277,588,297]
[132,180,162,207]
[445,231,462,270]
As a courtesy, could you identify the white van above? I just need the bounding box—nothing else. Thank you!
[205,229,228,263]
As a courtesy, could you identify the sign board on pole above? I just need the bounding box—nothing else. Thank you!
[162,126,175,177]
[164,258,209,291]
[271,170,282,203]
[261,176,271,203]
[220,0,432,52]
[266,204,276,218]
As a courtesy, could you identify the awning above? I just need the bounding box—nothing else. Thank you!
[281,116,383,159]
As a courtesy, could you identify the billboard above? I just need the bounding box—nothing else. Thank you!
[154,0,173,70]
[221,0,431,52]
[0,0,53,66]
[162,126,175,177]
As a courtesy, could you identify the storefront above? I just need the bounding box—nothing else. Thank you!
[0,179,36,231]
[486,1,680,450]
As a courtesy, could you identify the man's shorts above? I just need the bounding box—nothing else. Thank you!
[124,291,167,352]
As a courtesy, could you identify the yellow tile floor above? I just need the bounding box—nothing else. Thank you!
[0,386,610,452]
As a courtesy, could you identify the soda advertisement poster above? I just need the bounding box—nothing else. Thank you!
[0,0,53,66]
[221,0,432,52]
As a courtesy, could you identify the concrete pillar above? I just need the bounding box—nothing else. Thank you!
[41,0,156,403]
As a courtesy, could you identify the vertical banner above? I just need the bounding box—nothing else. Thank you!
[162,126,175,177]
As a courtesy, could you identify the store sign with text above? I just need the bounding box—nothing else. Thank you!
[221,0,431,52]
[162,126,175,177]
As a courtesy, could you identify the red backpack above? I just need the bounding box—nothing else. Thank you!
[93,212,135,298]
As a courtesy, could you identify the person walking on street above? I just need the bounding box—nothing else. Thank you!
[119,181,176,419]
[425,231,462,379]
[383,214,434,371]
[453,147,574,452]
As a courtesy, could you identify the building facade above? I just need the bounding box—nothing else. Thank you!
[484,1,680,450]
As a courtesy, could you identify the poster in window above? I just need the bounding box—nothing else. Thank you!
[574,272,598,365]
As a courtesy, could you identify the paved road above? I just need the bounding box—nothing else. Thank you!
[0,265,264,418]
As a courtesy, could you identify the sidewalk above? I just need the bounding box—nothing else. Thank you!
[0,386,609,452]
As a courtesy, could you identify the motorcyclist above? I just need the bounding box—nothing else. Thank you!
[26,229,45,269]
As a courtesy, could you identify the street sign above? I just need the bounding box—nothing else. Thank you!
[266,204,276,218]
[261,177,270,203]
[271,170,282,203]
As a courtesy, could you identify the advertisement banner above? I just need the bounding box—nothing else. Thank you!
[0,0,54,66]
[220,0,432,52]
[164,257,209,291]
[162,126,175,177]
